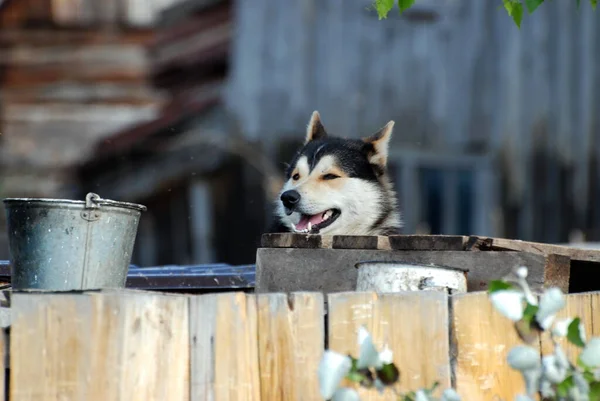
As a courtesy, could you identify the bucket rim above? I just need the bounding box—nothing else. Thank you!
[2,197,147,212]
[354,260,469,273]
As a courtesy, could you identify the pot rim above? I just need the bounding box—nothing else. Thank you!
[354,260,469,273]
[3,197,147,212]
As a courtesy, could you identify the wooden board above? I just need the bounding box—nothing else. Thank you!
[10,290,189,401]
[256,292,324,401]
[256,248,549,294]
[469,236,600,263]
[388,235,467,251]
[540,292,600,361]
[190,292,261,401]
[261,233,330,249]
[261,234,468,251]
[261,234,600,264]
[452,292,539,401]
[543,254,571,293]
[327,291,451,399]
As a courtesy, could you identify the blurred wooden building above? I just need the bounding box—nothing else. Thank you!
[77,0,272,267]
[0,0,189,258]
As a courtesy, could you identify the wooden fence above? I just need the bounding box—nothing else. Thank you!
[4,289,600,401]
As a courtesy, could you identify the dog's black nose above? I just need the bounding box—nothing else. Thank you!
[280,190,301,210]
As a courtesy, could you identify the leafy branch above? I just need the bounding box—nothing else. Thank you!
[372,0,597,28]
[318,266,600,401]
[489,266,600,400]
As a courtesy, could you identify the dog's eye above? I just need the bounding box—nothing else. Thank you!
[322,174,340,180]
[292,173,300,181]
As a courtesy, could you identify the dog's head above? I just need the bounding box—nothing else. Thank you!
[275,111,396,235]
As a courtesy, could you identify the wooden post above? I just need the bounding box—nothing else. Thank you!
[189,292,261,401]
[328,291,451,398]
[452,292,539,401]
[10,290,189,401]
[256,292,324,401]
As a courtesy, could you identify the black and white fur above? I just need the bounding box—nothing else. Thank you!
[268,111,402,236]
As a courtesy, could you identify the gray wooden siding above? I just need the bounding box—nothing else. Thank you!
[225,0,600,242]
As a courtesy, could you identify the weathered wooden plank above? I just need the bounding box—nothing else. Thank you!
[543,254,571,293]
[452,292,538,401]
[256,248,549,294]
[328,291,451,397]
[262,234,470,251]
[190,292,261,401]
[388,235,467,251]
[256,292,324,401]
[260,233,331,249]
[10,290,189,401]
[332,235,379,250]
[469,236,600,263]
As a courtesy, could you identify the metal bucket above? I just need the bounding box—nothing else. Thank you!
[355,261,469,294]
[3,192,147,291]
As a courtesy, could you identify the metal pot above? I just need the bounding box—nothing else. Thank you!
[3,192,146,291]
[355,261,468,294]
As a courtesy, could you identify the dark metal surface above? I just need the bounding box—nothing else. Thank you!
[0,260,256,291]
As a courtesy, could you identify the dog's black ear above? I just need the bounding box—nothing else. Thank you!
[362,121,394,169]
[305,111,328,143]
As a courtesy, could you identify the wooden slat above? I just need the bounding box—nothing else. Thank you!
[543,254,571,293]
[388,235,467,251]
[328,291,451,399]
[190,292,261,401]
[332,235,379,250]
[540,293,598,361]
[256,292,324,401]
[260,233,331,249]
[10,290,189,401]
[452,292,538,401]
[469,236,600,263]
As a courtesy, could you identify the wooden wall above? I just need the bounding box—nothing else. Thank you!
[225,0,600,243]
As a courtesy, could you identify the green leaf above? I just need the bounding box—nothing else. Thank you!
[346,370,366,383]
[567,317,586,348]
[592,0,598,11]
[376,362,400,385]
[523,302,539,320]
[397,0,416,14]
[584,371,596,382]
[503,0,524,28]
[525,0,544,13]
[557,375,575,398]
[403,391,417,401]
[577,0,582,8]
[426,381,440,394]
[373,0,395,19]
[514,303,542,344]
[590,381,600,401]
[488,280,515,293]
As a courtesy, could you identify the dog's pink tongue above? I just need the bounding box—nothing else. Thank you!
[296,213,325,231]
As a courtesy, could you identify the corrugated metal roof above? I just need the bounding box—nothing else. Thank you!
[0,260,255,291]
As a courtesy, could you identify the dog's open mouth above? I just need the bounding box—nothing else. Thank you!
[292,209,341,234]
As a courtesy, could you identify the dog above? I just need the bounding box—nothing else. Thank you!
[268,111,402,236]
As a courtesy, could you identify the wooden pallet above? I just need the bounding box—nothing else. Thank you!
[257,234,600,294]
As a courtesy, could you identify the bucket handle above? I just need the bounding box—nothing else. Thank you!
[81,192,102,221]
[85,192,102,209]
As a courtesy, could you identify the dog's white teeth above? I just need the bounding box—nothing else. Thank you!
[291,223,297,231]
[307,222,312,232]
[323,210,333,220]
